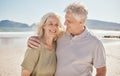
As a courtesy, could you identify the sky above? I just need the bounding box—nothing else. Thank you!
[0,0,120,25]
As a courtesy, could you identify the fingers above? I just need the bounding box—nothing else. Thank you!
[27,36,40,48]
[29,36,40,44]
[28,43,38,49]
[28,39,40,47]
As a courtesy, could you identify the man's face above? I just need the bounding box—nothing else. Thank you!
[64,12,83,35]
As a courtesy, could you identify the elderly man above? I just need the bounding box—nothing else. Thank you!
[28,2,106,76]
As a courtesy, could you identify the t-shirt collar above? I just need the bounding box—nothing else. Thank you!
[66,26,89,39]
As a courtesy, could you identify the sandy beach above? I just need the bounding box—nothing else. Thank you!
[0,37,28,76]
[0,34,120,76]
[104,39,120,76]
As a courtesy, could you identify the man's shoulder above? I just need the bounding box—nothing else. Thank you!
[87,31,102,44]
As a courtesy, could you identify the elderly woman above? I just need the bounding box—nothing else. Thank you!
[21,12,63,76]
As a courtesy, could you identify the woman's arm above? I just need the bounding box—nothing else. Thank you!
[21,47,40,76]
[21,69,30,76]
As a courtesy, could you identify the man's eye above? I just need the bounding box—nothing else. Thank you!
[67,20,71,23]
[68,21,71,23]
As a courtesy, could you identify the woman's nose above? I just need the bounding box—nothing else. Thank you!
[52,25,58,29]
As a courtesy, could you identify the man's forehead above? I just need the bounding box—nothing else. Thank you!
[65,12,76,21]
[65,12,73,18]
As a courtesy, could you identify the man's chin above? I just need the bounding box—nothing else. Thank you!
[66,30,72,33]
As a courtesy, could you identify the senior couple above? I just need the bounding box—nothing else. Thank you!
[21,2,106,76]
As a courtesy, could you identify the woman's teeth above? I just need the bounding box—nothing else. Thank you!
[49,30,56,33]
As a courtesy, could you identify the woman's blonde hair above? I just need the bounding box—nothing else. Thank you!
[37,12,64,39]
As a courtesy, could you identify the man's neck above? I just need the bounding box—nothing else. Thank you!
[71,26,85,37]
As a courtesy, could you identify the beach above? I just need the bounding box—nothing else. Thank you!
[93,38,120,76]
[104,39,120,76]
[0,31,120,76]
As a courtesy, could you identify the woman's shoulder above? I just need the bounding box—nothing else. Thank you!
[58,31,65,38]
[26,42,44,52]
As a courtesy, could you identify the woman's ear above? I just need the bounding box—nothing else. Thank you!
[43,25,46,29]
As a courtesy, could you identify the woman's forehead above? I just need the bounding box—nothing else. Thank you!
[45,16,59,23]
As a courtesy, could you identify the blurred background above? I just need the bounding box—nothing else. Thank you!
[0,0,120,76]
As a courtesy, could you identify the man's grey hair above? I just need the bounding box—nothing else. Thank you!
[64,2,88,21]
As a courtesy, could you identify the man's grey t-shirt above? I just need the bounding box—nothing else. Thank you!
[55,29,106,76]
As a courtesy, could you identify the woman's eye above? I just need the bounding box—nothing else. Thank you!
[49,23,53,26]
[55,24,59,27]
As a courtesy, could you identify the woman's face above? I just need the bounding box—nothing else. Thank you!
[43,16,59,38]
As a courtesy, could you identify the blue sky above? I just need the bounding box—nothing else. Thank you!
[0,0,120,25]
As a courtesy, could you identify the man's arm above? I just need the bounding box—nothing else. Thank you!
[27,36,40,48]
[96,66,106,76]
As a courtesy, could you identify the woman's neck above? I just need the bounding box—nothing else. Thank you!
[41,35,54,50]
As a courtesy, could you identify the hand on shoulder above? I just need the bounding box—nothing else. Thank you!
[27,36,41,49]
